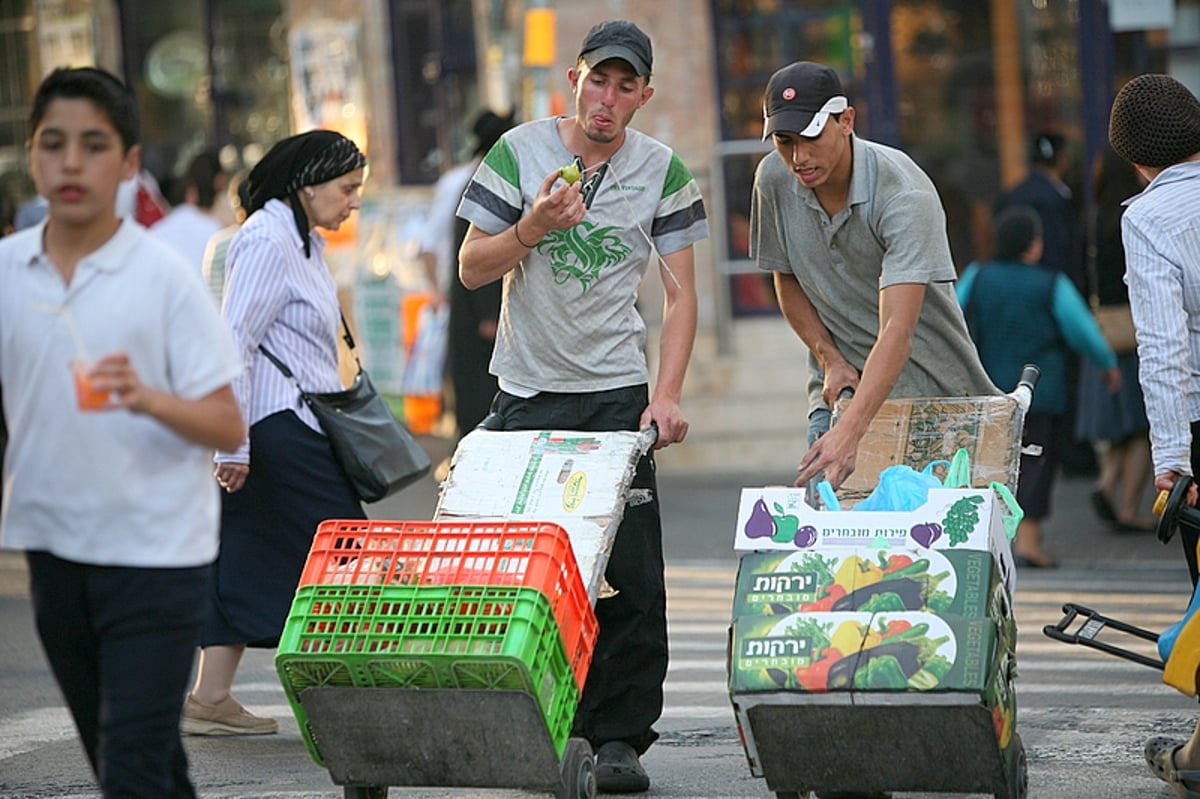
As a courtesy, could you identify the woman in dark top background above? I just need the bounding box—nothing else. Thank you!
[1075,146,1155,532]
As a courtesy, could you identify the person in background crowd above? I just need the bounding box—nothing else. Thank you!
[995,132,1083,284]
[0,66,243,799]
[995,131,1094,477]
[201,169,251,305]
[456,19,707,793]
[151,150,228,273]
[419,108,515,473]
[184,130,368,737]
[957,205,1120,568]
[1076,146,1154,532]
[750,60,999,500]
[1104,73,1200,798]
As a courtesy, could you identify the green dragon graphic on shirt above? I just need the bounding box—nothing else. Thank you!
[538,220,632,293]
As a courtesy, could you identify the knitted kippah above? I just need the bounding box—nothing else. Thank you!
[1109,74,1200,167]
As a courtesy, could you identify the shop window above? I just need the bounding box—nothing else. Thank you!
[710,0,857,318]
[115,0,286,185]
[388,0,477,185]
[0,0,37,214]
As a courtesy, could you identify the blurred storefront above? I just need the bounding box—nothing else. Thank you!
[710,0,1199,319]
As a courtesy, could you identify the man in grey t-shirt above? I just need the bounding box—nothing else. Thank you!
[751,60,998,492]
[456,19,707,794]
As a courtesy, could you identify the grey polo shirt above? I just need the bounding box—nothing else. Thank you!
[751,134,999,410]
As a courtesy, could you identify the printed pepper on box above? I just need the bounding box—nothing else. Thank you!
[732,547,1007,619]
[728,611,1006,694]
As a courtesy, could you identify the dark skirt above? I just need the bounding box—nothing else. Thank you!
[201,410,364,648]
[1075,353,1149,444]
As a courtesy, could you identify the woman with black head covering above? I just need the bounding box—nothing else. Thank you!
[183,130,368,736]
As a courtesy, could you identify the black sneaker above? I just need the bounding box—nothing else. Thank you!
[594,741,650,793]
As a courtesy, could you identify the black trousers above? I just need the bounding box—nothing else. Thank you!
[27,551,210,798]
[486,385,667,755]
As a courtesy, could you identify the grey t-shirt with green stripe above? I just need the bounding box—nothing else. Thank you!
[456,117,708,394]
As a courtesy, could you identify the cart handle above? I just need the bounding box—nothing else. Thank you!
[1042,602,1164,670]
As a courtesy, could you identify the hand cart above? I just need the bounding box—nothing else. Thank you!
[729,367,1039,799]
[275,428,656,799]
[1043,474,1200,695]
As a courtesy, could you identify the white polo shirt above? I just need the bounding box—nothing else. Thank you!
[0,220,242,567]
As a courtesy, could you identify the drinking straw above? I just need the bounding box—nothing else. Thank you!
[30,303,90,362]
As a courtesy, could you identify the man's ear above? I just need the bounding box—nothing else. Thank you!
[840,107,856,133]
[639,85,655,107]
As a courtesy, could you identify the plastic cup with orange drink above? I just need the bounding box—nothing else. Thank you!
[71,361,112,411]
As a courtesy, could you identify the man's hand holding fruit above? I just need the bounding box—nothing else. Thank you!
[519,167,588,246]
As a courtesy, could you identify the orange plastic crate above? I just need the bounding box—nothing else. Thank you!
[299,519,597,690]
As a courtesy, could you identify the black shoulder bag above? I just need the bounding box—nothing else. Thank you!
[259,314,431,502]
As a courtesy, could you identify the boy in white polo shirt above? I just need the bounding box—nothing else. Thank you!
[0,67,243,798]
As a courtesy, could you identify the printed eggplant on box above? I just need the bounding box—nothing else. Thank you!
[732,548,1008,619]
[728,610,1005,695]
[732,486,1017,597]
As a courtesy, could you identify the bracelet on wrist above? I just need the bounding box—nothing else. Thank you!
[513,219,537,249]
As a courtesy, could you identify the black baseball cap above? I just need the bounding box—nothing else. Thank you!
[762,61,848,139]
[578,19,652,77]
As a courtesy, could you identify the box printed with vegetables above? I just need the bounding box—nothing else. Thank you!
[728,610,1009,694]
[732,486,1018,597]
[732,548,1009,619]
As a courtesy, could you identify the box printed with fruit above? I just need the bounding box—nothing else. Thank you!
[732,487,1017,597]
[728,610,1007,695]
[732,548,1009,620]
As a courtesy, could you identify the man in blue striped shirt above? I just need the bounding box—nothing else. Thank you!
[1108,73,1200,796]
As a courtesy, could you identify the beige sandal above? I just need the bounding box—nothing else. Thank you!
[1146,736,1200,798]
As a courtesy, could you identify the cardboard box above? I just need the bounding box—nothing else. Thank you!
[732,547,1008,619]
[732,486,1017,597]
[833,394,1024,502]
[728,610,1006,695]
[433,429,653,600]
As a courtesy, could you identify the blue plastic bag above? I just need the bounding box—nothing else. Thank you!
[854,464,944,512]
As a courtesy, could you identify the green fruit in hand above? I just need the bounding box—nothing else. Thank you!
[558,163,582,184]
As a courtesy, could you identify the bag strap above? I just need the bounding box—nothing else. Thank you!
[259,310,360,384]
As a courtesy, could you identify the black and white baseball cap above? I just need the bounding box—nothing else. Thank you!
[762,61,848,139]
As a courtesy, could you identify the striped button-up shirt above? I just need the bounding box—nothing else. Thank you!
[217,199,345,464]
[1122,159,1200,477]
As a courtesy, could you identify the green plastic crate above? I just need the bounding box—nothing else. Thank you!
[275,583,578,766]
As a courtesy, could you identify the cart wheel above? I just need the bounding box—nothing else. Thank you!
[998,733,1028,799]
[343,785,388,799]
[558,737,596,799]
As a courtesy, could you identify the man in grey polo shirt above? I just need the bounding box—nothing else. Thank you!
[750,60,999,493]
